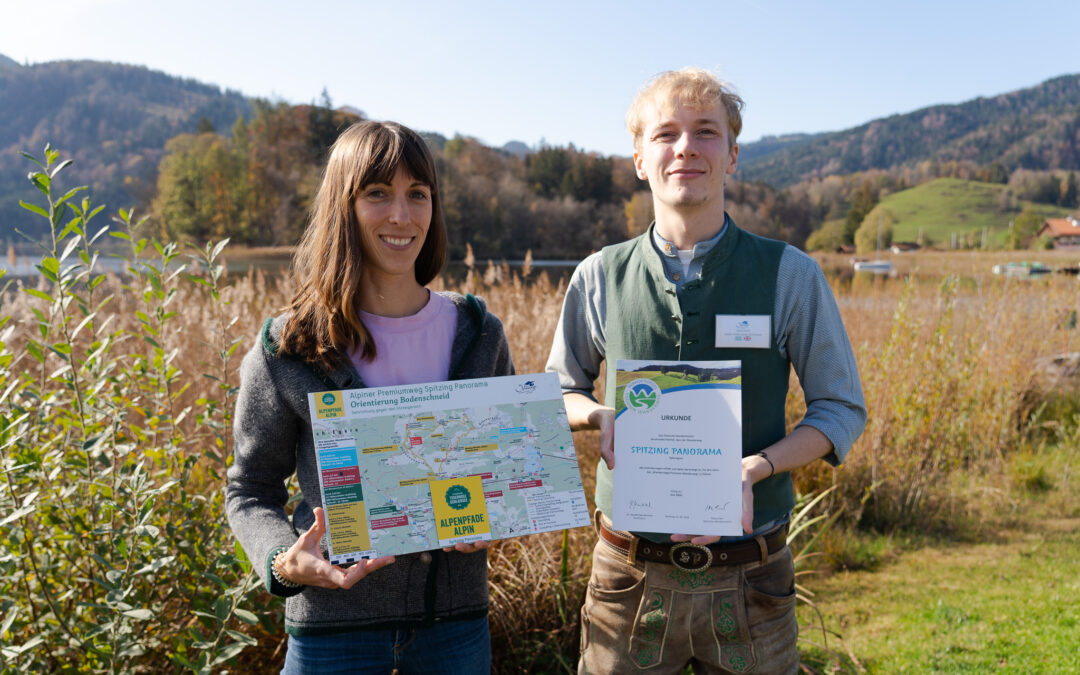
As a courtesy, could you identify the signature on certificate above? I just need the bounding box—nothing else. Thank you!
[704,502,731,512]
[629,499,653,509]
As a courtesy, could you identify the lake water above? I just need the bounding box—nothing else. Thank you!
[1,254,581,283]
[5,250,1075,291]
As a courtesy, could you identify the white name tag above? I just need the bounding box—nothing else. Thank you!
[715,315,771,349]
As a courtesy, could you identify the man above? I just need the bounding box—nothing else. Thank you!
[546,68,866,674]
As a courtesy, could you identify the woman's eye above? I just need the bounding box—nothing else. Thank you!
[410,190,430,201]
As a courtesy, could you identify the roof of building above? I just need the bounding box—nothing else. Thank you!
[1040,217,1080,237]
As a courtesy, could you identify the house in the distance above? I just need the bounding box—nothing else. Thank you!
[1038,216,1080,248]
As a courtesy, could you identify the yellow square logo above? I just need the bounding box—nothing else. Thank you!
[315,390,345,419]
[431,475,491,545]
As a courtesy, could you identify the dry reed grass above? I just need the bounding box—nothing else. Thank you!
[5,249,1073,670]
[799,254,1079,536]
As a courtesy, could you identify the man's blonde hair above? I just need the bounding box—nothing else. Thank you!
[626,68,744,151]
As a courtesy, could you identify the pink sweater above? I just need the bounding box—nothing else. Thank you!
[349,291,459,387]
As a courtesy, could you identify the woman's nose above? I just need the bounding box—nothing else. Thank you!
[388,195,410,223]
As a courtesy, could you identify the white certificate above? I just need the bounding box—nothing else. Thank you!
[612,359,743,536]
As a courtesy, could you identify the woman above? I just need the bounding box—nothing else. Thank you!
[226,121,513,673]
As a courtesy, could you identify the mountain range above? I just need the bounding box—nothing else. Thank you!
[3,55,1080,244]
[737,75,1080,187]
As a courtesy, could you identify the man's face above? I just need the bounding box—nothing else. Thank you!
[633,100,739,213]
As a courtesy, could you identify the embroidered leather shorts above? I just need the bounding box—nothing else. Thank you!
[578,527,798,674]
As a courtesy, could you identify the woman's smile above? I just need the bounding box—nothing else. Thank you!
[379,234,416,248]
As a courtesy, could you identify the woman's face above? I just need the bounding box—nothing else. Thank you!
[354,166,433,280]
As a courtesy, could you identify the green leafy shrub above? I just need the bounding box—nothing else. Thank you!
[0,147,276,672]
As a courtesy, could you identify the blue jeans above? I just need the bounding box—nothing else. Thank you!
[282,616,491,674]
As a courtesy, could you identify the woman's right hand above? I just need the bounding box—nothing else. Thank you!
[277,507,395,589]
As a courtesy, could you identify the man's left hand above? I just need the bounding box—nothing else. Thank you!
[740,455,757,534]
[670,454,766,544]
[669,532,722,546]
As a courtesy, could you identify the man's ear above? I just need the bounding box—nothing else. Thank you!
[634,151,648,181]
[726,143,739,175]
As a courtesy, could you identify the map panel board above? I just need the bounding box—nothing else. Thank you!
[308,373,590,562]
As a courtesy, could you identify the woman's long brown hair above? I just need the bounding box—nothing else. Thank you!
[278,121,447,371]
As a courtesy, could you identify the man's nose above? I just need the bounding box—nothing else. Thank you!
[674,132,698,158]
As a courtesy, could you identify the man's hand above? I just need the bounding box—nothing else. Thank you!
[740,456,758,534]
[670,452,776,544]
[278,507,395,589]
[589,406,615,470]
[669,532,722,546]
[563,393,616,470]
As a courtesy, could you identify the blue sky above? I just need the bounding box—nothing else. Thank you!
[3,0,1079,156]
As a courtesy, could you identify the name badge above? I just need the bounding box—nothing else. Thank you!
[715,315,771,349]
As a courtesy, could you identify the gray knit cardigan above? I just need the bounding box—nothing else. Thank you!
[225,292,514,635]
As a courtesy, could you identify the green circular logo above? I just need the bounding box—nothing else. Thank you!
[624,378,660,413]
[322,393,336,405]
[445,485,471,510]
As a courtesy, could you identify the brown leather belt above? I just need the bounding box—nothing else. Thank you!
[598,518,788,572]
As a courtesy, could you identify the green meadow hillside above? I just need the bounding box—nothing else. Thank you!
[875,177,1073,246]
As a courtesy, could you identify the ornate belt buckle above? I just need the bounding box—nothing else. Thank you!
[670,542,713,572]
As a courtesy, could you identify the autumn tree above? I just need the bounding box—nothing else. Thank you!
[844,180,878,245]
[527,146,571,198]
[1061,171,1078,208]
[624,191,653,238]
[561,153,613,203]
[307,88,347,163]
[152,132,248,242]
[854,207,894,255]
[1008,206,1045,249]
[805,220,847,251]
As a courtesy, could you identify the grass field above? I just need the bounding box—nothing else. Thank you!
[800,521,1080,673]
[877,178,1072,245]
[797,443,1080,673]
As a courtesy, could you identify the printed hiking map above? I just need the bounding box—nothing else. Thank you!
[307,373,590,563]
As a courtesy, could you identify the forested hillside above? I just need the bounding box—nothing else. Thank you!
[4,55,1080,256]
[147,98,643,258]
[739,74,1080,187]
[0,57,251,240]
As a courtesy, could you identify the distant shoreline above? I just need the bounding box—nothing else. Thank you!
[219,245,296,260]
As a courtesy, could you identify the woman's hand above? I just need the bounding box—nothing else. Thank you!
[278,507,395,589]
[442,540,491,554]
